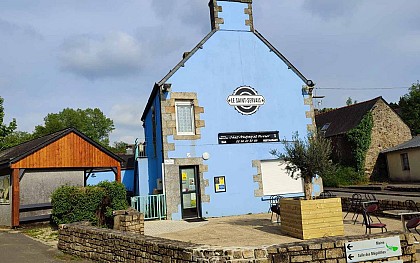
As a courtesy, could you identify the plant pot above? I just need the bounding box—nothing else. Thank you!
[280,197,344,240]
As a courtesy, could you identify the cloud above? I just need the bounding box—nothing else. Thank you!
[59,32,142,80]
[110,103,141,128]
[302,0,362,20]
[0,18,43,40]
[150,0,209,33]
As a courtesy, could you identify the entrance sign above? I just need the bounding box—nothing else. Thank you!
[345,236,401,262]
[227,86,265,115]
[218,131,279,144]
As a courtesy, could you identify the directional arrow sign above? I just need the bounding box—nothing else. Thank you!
[345,236,401,263]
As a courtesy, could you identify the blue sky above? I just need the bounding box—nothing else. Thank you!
[1,0,419,144]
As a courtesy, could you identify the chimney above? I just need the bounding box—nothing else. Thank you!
[209,0,253,31]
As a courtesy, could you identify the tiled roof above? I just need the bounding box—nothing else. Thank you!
[315,97,382,137]
[0,128,122,166]
[382,136,419,153]
[118,154,135,169]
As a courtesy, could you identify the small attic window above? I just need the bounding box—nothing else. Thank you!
[321,123,331,132]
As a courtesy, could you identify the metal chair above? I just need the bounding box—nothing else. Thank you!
[362,205,387,234]
[364,193,376,201]
[406,217,420,234]
[269,195,282,223]
[344,193,363,224]
[405,200,419,211]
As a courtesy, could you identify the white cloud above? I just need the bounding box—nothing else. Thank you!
[110,103,141,127]
[59,32,142,80]
[0,18,44,40]
[302,0,363,20]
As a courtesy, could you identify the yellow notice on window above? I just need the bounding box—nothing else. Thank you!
[182,172,187,181]
[219,177,224,185]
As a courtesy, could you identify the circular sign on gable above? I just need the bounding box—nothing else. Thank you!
[227,86,265,115]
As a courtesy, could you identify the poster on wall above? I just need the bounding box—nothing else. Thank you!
[214,176,226,193]
[0,175,10,204]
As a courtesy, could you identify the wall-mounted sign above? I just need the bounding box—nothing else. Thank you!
[227,86,265,115]
[218,131,279,144]
[0,175,10,204]
[214,176,226,193]
[345,236,401,263]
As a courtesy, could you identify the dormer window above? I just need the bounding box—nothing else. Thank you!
[321,123,330,132]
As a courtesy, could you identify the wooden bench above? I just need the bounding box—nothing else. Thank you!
[19,203,52,223]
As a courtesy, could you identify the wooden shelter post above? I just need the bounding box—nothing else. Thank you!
[11,168,20,227]
[116,165,121,182]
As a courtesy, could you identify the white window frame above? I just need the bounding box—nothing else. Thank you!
[175,100,195,135]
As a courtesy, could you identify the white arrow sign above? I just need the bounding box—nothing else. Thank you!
[345,236,402,263]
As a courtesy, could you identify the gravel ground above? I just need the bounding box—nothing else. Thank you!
[146,212,420,248]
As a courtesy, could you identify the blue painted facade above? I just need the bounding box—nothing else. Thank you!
[141,0,315,220]
[87,169,134,192]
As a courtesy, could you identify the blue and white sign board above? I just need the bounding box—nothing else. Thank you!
[345,236,402,262]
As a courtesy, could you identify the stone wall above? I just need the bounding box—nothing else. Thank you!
[341,196,420,214]
[366,99,412,177]
[113,209,144,234]
[58,222,417,263]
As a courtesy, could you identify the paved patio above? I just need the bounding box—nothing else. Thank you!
[144,212,420,248]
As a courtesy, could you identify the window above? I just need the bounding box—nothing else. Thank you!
[175,101,195,135]
[0,175,10,204]
[401,153,410,171]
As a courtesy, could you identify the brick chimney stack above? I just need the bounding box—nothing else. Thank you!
[208,0,254,31]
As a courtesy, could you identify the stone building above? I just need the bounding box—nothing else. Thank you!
[139,0,316,220]
[315,96,411,179]
[382,136,420,182]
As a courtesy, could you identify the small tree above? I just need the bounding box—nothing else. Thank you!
[271,132,335,200]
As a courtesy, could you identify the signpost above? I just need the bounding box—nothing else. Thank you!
[345,236,402,262]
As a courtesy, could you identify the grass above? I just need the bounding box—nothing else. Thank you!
[21,224,59,243]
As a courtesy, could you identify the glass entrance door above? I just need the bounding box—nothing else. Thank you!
[179,166,201,219]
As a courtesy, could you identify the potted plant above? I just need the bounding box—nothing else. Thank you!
[271,132,344,239]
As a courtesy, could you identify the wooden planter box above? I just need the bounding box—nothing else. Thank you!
[280,197,344,240]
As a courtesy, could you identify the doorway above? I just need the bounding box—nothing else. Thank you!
[179,166,201,219]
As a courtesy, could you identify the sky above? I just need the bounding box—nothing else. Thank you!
[1,0,419,145]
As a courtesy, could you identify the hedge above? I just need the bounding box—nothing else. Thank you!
[51,181,128,227]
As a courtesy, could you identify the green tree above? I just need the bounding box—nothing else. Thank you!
[1,131,33,149]
[346,97,358,106]
[0,97,17,150]
[270,132,335,200]
[111,141,129,154]
[34,108,114,146]
[399,81,420,135]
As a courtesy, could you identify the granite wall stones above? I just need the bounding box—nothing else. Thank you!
[58,222,417,262]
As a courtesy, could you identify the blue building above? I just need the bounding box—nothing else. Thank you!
[140,0,316,220]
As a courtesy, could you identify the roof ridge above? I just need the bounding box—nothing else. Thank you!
[316,96,382,116]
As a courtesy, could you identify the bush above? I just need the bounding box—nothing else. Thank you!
[97,181,129,226]
[322,166,366,187]
[51,181,128,227]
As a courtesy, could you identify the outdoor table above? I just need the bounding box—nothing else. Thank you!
[382,209,420,232]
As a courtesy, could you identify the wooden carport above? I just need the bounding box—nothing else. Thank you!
[0,128,122,227]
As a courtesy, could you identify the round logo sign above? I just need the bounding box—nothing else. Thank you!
[227,86,265,115]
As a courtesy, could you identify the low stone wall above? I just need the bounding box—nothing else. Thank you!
[113,208,144,234]
[341,197,420,215]
[58,222,417,263]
